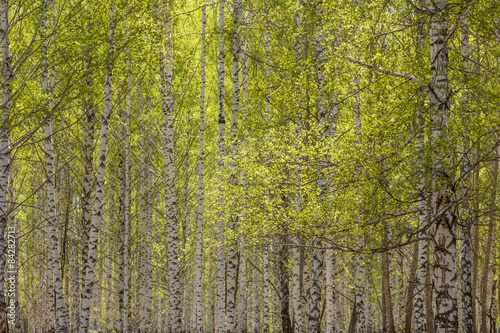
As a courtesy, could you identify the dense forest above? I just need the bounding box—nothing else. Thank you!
[0,0,499,332]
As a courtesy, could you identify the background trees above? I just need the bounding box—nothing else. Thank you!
[2,0,500,332]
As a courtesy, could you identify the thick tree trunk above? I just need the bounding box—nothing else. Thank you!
[194,5,206,332]
[78,4,115,333]
[262,12,272,333]
[80,45,96,314]
[309,2,327,332]
[216,0,227,331]
[413,20,429,333]
[325,250,335,333]
[0,0,12,330]
[41,1,68,331]
[460,16,474,333]
[471,139,481,333]
[226,1,242,332]
[293,2,304,332]
[239,36,249,333]
[158,2,182,329]
[427,1,458,332]
[479,147,498,333]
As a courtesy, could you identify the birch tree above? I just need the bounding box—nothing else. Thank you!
[292,2,304,331]
[41,0,68,331]
[79,4,116,332]
[117,20,132,333]
[413,20,430,333]
[158,1,182,330]
[226,1,243,331]
[194,4,207,332]
[308,2,327,332]
[460,14,473,333]
[0,0,12,328]
[427,1,458,331]
[216,1,227,331]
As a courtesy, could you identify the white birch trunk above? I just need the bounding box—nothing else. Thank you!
[194,5,207,332]
[0,0,12,329]
[325,250,336,333]
[427,1,458,332]
[226,2,242,331]
[292,2,304,331]
[216,1,227,331]
[262,245,270,333]
[118,20,132,333]
[157,2,182,330]
[239,36,249,333]
[459,16,473,333]
[309,2,327,332]
[413,21,429,333]
[80,44,96,299]
[352,2,366,331]
[139,83,154,333]
[41,1,68,331]
[78,4,115,332]
[262,14,272,333]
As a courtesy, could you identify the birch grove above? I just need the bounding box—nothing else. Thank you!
[4,0,500,333]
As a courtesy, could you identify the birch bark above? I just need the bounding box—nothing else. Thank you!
[239,36,249,333]
[292,2,304,331]
[158,1,182,330]
[427,1,458,331]
[226,2,243,331]
[262,14,272,333]
[460,16,474,333]
[413,20,430,333]
[0,0,12,328]
[216,1,227,331]
[118,20,132,333]
[78,4,115,332]
[41,0,68,330]
[381,223,395,333]
[309,1,327,332]
[479,149,497,333]
[194,5,207,332]
[140,84,154,332]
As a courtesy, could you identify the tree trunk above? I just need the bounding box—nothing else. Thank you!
[427,2,458,331]
[293,2,304,332]
[381,223,395,333]
[479,142,498,333]
[404,238,419,333]
[78,4,115,332]
[460,16,474,333]
[239,35,249,333]
[41,1,68,331]
[226,1,242,332]
[157,1,182,330]
[118,20,132,333]
[262,244,270,333]
[472,138,481,333]
[194,5,207,332]
[309,2,328,332]
[0,0,12,329]
[216,0,227,331]
[413,19,429,333]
